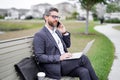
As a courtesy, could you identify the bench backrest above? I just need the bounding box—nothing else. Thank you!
[0,36,33,80]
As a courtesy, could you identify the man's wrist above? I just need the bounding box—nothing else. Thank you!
[62,31,67,34]
[62,31,69,36]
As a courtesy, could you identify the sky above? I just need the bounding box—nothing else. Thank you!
[0,0,73,9]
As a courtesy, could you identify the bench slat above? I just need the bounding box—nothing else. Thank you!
[0,42,32,54]
[1,73,19,80]
[0,67,16,79]
[0,37,33,49]
[0,48,32,61]
[0,51,32,67]
[0,53,32,79]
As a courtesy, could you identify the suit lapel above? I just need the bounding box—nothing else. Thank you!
[55,30,67,51]
[43,27,59,49]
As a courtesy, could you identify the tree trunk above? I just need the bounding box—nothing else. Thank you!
[85,10,89,34]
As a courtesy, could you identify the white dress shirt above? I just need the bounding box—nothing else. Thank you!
[45,25,65,54]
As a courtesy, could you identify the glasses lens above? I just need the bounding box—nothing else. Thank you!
[50,15,60,19]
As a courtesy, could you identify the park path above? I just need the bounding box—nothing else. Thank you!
[94,24,120,80]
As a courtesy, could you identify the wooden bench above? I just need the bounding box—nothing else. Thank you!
[0,36,95,80]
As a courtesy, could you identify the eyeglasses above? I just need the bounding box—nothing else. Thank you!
[49,15,60,19]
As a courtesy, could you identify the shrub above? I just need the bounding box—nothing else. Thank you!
[0,15,4,19]
[105,18,120,23]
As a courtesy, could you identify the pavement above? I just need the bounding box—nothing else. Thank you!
[94,24,120,80]
[0,31,4,34]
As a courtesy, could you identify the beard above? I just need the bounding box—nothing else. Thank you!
[48,20,57,27]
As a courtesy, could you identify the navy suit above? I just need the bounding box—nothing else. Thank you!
[33,26,98,80]
[33,26,70,79]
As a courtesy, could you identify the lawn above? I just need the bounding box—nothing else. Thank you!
[0,20,44,31]
[113,25,120,30]
[0,20,114,80]
[63,21,114,80]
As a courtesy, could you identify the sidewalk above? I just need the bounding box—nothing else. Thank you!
[94,24,120,80]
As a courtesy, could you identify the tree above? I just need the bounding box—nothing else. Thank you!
[106,3,120,13]
[78,0,106,34]
[71,11,79,19]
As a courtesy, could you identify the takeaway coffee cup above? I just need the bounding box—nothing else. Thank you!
[37,72,45,80]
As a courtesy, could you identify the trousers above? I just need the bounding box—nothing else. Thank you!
[61,55,98,80]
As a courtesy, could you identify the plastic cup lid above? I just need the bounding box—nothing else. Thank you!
[37,72,45,77]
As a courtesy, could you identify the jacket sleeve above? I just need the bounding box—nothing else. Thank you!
[62,32,71,48]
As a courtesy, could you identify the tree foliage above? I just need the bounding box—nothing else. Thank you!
[106,0,120,13]
[79,0,106,11]
[106,3,120,13]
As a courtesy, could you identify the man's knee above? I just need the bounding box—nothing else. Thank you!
[79,55,90,65]
[79,68,89,76]
[81,55,88,60]
[77,68,91,80]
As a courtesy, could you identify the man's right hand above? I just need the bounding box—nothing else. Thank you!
[60,53,72,61]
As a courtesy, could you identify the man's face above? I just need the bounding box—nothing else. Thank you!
[46,11,60,27]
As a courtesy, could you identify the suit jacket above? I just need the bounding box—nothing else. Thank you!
[33,26,71,79]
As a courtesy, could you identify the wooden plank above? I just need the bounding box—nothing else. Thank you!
[0,39,32,49]
[44,77,78,80]
[0,51,32,67]
[0,36,33,49]
[14,77,20,80]
[0,67,21,80]
[0,69,18,80]
[0,42,32,54]
[0,53,31,79]
[0,48,32,61]
[0,36,33,44]
[0,67,16,79]
[1,66,20,80]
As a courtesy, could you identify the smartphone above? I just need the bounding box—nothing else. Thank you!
[57,21,61,27]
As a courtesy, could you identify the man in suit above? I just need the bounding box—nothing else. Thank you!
[33,7,98,80]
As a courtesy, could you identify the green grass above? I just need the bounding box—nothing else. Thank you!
[0,20,44,31]
[113,25,120,30]
[62,20,114,80]
[0,20,114,80]
[88,34,114,80]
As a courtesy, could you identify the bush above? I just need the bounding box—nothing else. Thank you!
[105,18,120,23]
[92,13,99,21]
[0,15,4,19]
[25,16,33,20]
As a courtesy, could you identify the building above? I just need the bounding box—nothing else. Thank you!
[55,2,76,19]
[29,2,76,19]
[0,2,93,20]
[4,8,29,20]
[29,3,52,18]
[0,9,7,17]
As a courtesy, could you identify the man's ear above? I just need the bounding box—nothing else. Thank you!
[44,15,48,21]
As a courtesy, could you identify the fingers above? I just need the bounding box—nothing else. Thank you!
[60,53,72,61]
[57,25,66,34]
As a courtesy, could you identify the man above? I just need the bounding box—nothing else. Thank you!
[33,7,98,80]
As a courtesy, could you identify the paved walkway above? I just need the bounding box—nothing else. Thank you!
[94,24,120,80]
[0,31,4,34]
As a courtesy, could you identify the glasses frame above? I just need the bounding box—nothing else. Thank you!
[49,15,60,19]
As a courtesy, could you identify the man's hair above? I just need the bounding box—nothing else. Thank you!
[43,7,59,17]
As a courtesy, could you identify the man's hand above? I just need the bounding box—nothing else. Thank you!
[57,23,67,34]
[60,53,72,61]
